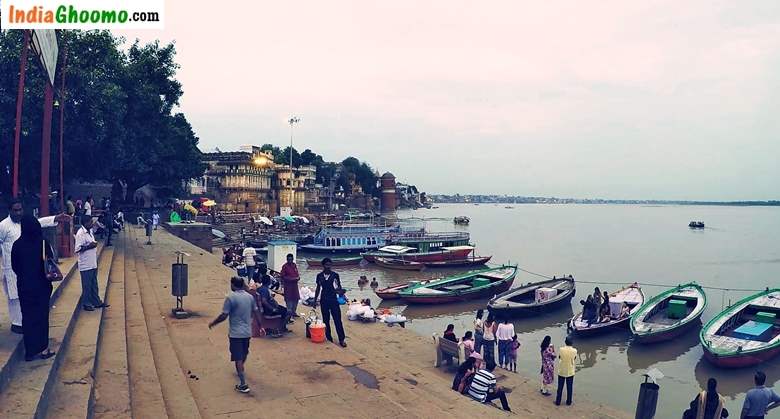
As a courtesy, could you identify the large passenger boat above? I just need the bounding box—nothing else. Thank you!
[299,224,419,254]
[361,231,472,262]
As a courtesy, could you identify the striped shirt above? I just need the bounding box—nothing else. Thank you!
[468,369,496,402]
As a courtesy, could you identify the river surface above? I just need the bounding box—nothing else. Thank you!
[297,203,780,418]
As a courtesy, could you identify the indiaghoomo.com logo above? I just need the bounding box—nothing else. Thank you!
[3,0,164,29]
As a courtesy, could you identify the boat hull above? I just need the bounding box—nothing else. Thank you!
[400,278,514,304]
[375,259,424,271]
[489,291,575,317]
[702,346,780,368]
[423,256,492,268]
[363,248,474,263]
[375,284,410,300]
[301,245,377,254]
[305,257,363,267]
[633,318,702,344]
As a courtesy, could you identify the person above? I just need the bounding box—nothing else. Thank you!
[280,253,300,320]
[452,353,479,392]
[443,324,458,342]
[65,195,76,217]
[599,291,611,321]
[83,196,92,216]
[0,199,24,333]
[508,334,520,372]
[115,210,125,231]
[242,245,257,279]
[684,378,729,419]
[208,277,258,393]
[555,336,577,406]
[461,331,475,358]
[256,269,289,333]
[370,277,378,289]
[313,258,347,347]
[741,371,780,419]
[592,287,603,311]
[152,211,160,230]
[619,302,631,319]
[473,309,485,355]
[482,314,498,364]
[540,335,556,396]
[496,318,515,369]
[11,215,56,361]
[75,215,108,311]
[580,295,597,327]
[144,213,154,245]
[467,359,512,411]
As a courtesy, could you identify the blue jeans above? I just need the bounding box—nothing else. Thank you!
[474,331,484,355]
[79,268,102,308]
[482,339,496,364]
[498,339,511,366]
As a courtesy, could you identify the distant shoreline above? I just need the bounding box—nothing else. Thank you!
[429,196,780,207]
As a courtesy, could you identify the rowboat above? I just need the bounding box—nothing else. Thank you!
[362,244,475,263]
[375,282,419,300]
[487,276,576,317]
[630,283,707,343]
[422,256,492,268]
[700,288,780,368]
[568,284,644,336]
[304,256,363,267]
[374,257,425,271]
[398,266,517,304]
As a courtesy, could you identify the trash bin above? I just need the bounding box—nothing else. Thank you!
[635,380,660,419]
[172,253,188,298]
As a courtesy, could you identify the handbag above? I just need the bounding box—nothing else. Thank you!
[43,241,64,282]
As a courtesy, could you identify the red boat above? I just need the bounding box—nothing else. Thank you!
[423,256,492,268]
[362,245,475,263]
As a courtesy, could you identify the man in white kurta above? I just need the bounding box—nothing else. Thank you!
[0,200,24,333]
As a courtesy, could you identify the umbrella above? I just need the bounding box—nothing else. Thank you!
[202,200,217,207]
[274,215,296,223]
[294,216,310,224]
[212,229,226,239]
[258,216,273,226]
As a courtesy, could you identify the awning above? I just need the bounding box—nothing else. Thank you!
[274,215,296,223]
[378,245,416,254]
[257,216,273,225]
[212,229,226,239]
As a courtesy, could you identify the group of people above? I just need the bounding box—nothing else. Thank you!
[683,372,780,419]
[210,256,349,393]
[1,199,109,363]
[580,286,630,327]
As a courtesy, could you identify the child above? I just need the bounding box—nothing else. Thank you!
[152,211,160,230]
[509,335,520,372]
[443,324,458,342]
[461,331,475,358]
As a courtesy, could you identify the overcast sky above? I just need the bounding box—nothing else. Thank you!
[119,0,780,200]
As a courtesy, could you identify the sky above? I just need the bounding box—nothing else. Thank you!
[117,0,780,200]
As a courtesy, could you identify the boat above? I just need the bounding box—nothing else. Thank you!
[304,256,363,267]
[374,281,432,300]
[397,266,517,304]
[422,256,492,268]
[568,284,645,336]
[487,276,576,317]
[363,243,476,263]
[630,283,707,343]
[453,216,470,225]
[700,288,780,368]
[300,224,412,253]
[689,221,705,229]
[374,257,425,271]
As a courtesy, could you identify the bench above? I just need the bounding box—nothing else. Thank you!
[249,289,284,337]
[434,336,464,368]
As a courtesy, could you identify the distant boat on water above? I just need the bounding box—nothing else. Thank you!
[453,216,470,225]
[689,221,705,229]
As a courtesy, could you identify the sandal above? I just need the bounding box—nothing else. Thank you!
[25,349,56,362]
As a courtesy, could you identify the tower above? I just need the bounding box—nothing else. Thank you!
[380,172,397,213]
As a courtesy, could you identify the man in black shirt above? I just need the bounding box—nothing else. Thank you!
[314,258,347,347]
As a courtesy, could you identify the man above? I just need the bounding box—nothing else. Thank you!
[242,245,257,279]
[65,195,76,217]
[280,253,300,321]
[0,199,24,333]
[152,211,160,230]
[209,277,258,393]
[256,269,288,334]
[83,196,92,216]
[741,371,780,419]
[75,216,108,311]
[467,359,511,411]
[313,258,347,347]
[556,336,577,406]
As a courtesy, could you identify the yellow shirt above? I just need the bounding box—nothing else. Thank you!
[558,345,577,377]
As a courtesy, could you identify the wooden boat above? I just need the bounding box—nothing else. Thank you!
[304,256,363,267]
[453,216,470,225]
[375,282,418,300]
[398,266,517,304]
[422,256,492,268]
[700,288,780,368]
[487,276,576,317]
[374,257,425,271]
[630,283,707,343]
[568,284,644,336]
[689,221,705,229]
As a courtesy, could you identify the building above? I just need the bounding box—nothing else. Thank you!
[380,172,398,213]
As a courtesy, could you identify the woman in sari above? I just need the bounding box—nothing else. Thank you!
[539,335,556,396]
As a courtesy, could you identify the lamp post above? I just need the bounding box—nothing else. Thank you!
[287,116,300,212]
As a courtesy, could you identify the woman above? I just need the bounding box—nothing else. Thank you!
[593,287,603,310]
[452,352,482,394]
[482,314,498,364]
[496,318,515,369]
[11,215,55,361]
[443,324,458,342]
[580,295,597,327]
[539,335,556,396]
[461,331,475,358]
[473,309,484,354]
[599,291,611,322]
[683,377,729,419]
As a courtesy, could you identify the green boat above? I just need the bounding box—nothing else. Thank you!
[630,282,707,343]
[397,265,517,304]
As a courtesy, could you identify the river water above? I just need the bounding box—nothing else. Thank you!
[297,203,780,418]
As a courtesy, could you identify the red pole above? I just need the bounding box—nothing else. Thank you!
[58,44,67,212]
[12,30,31,198]
[40,82,54,217]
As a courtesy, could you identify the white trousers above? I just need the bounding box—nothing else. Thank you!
[2,278,22,326]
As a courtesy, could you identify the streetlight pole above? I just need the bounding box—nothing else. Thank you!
[287,116,299,213]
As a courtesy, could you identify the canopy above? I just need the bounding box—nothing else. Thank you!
[293,216,310,224]
[274,215,296,223]
[257,216,273,226]
[202,200,217,207]
[378,245,416,254]
[212,229,226,239]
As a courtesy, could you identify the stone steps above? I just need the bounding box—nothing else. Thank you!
[0,245,109,419]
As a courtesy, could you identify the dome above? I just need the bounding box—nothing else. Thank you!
[381,172,395,179]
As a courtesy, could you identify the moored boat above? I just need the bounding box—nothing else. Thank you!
[630,283,707,343]
[488,276,576,317]
[374,281,427,300]
[422,256,492,268]
[700,288,780,368]
[398,266,517,304]
[453,216,470,225]
[300,224,410,253]
[568,284,644,336]
[374,257,425,271]
[304,256,363,267]
[362,244,475,263]
[689,221,705,229]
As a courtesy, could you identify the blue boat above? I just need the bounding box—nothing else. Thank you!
[300,224,416,254]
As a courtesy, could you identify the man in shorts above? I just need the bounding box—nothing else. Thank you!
[209,276,257,393]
